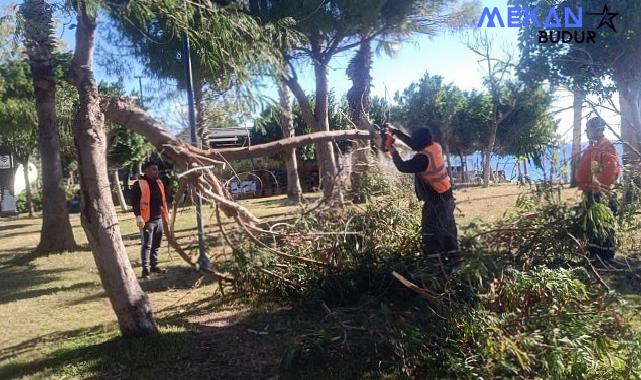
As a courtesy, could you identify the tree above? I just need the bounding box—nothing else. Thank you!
[277,76,302,202]
[394,73,467,177]
[0,60,39,216]
[494,85,558,169]
[105,0,287,144]
[450,90,488,181]
[20,0,78,253]
[467,32,519,186]
[66,0,158,337]
[248,0,382,204]
[0,100,38,216]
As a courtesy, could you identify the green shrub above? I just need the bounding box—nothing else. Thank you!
[15,190,43,213]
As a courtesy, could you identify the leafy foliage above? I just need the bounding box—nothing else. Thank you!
[393,72,557,162]
[222,179,641,378]
[0,59,38,164]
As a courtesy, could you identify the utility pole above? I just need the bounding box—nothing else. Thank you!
[182,31,209,270]
[134,75,144,108]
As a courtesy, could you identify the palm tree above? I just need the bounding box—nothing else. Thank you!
[20,0,78,253]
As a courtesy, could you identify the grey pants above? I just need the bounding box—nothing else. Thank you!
[141,218,163,269]
[422,198,459,255]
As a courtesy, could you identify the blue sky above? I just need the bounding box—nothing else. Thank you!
[0,0,620,141]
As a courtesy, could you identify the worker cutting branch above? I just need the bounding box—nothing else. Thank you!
[383,125,460,262]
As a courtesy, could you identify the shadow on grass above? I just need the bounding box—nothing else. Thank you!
[0,223,33,232]
[0,281,95,305]
[0,307,309,380]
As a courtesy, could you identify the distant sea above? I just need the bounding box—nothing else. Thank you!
[448,142,625,183]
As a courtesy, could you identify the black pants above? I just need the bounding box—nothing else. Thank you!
[422,198,459,255]
[141,218,163,270]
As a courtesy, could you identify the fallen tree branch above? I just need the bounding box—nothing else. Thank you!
[100,97,373,162]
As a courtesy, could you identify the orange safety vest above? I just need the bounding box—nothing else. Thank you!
[138,178,170,223]
[416,142,452,194]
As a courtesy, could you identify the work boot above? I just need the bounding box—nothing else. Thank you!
[141,267,150,280]
[150,266,166,274]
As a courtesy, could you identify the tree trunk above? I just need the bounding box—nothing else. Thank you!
[570,86,584,187]
[313,57,342,204]
[459,153,466,183]
[482,118,498,186]
[278,76,302,203]
[22,160,34,217]
[21,0,78,253]
[615,74,641,203]
[346,40,373,204]
[113,169,128,212]
[70,2,157,338]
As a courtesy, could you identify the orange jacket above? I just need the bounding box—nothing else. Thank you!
[575,137,620,193]
[416,142,452,194]
[137,179,170,223]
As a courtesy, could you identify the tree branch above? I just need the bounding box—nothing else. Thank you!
[282,68,316,128]
[100,97,372,163]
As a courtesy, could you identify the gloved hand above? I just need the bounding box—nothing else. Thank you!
[384,132,395,151]
[383,123,400,136]
[136,215,144,229]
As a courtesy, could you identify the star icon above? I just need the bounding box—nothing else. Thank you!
[587,5,619,33]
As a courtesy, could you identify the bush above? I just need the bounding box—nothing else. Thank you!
[15,190,43,213]
[15,186,79,214]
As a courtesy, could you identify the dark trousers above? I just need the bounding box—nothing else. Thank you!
[141,218,163,269]
[422,198,459,255]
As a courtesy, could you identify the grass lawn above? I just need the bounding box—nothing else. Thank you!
[0,184,599,379]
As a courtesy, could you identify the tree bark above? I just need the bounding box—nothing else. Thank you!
[482,124,496,187]
[313,57,342,204]
[277,75,302,203]
[617,77,641,202]
[570,86,584,187]
[70,2,157,338]
[113,169,128,212]
[346,39,373,203]
[22,160,34,217]
[21,0,78,253]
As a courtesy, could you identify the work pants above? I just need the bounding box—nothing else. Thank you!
[421,198,459,256]
[141,218,163,269]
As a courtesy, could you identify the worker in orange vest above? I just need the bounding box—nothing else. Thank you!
[575,117,621,262]
[132,161,171,279]
[385,126,459,261]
